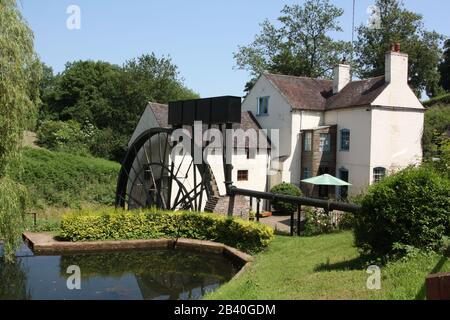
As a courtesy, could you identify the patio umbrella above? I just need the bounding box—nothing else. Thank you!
[301,174,351,186]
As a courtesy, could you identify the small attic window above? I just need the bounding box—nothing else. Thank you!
[257,96,269,116]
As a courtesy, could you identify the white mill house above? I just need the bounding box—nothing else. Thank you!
[129,46,424,213]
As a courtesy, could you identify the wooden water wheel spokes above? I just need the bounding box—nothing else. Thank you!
[115,128,215,212]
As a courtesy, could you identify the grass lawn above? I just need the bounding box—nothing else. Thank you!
[207,231,450,300]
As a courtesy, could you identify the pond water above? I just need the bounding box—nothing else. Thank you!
[0,245,238,300]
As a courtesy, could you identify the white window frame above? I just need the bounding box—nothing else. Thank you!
[373,167,386,183]
[319,133,331,152]
[303,132,312,152]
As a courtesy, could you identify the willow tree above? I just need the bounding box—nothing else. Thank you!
[0,0,42,262]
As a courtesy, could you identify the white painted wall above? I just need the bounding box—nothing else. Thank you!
[242,75,292,182]
[369,108,424,183]
[206,148,269,194]
[325,108,372,196]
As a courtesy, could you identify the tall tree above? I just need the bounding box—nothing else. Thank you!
[354,0,444,97]
[234,0,351,91]
[0,0,42,262]
[439,39,450,93]
[41,54,199,161]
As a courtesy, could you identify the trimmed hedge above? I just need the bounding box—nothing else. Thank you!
[60,208,275,254]
[270,183,303,214]
[354,166,450,257]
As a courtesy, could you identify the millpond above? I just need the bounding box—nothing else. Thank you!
[0,244,239,300]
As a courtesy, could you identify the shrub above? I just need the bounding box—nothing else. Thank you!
[36,120,91,155]
[60,208,275,254]
[337,212,354,231]
[303,207,335,236]
[354,166,450,257]
[270,183,302,214]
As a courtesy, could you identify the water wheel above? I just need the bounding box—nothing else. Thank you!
[115,127,216,211]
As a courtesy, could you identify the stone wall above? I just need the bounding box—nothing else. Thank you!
[213,195,250,220]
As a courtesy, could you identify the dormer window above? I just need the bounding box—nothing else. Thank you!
[257,96,269,116]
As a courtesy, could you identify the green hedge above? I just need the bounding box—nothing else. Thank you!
[60,208,275,254]
[270,183,303,214]
[354,166,450,257]
[423,93,450,107]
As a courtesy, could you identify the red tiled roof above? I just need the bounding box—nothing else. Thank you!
[325,76,387,110]
[264,73,387,111]
[265,73,333,110]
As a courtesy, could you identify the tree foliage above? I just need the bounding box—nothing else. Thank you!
[0,0,41,175]
[40,54,199,161]
[354,0,444,97]
[0,0,42,262]
[234,0,351,90]
[439,39,450,92]
[423,105,450,159]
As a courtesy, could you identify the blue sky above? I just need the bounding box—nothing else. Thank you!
[20,0,450,98]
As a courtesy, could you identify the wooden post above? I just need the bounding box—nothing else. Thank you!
[297,206,301,236]
[290,212,294,236]
[426,272,450,300]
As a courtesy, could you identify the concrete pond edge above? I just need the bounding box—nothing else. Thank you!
[22,232,254,278]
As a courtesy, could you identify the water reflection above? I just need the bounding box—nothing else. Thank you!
[0,247,238,300]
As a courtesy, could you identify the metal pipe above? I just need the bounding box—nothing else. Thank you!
[256,198,260,222]
[228,186,360,213]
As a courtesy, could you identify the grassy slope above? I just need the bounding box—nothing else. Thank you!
[207,232,450,300]
[15,147,120,213]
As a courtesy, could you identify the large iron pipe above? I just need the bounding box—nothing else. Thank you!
[228,186,360,213]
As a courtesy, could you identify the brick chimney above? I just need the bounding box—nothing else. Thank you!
[385,42,409,84]
[333,60,351,94]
